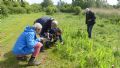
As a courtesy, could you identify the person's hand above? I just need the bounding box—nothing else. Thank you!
[45,32,50,39]
[47,33,50,39]
[61,41,64,45]
[57,32,61,35]
[88,19,92,21]
[41,38,47,43]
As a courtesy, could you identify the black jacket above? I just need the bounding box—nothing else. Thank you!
[34,16,53,35]
[86,11,96,25]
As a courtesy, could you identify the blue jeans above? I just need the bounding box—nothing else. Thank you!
[87,25,94,38]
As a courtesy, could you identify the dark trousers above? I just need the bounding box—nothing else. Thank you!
[87,24,94,38]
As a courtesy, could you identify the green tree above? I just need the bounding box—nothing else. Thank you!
[74,6,82,15]
[72,0,85,8]
[96,0,108,8]
[86,0,96,7]
[41,0,53,8]
[57,0,66,11]
[46,6,58,15]
[57,0,66,7]
[72,0,108,8]
[117,0,120,8]
[0,5,9,17]
[31,4,42,12]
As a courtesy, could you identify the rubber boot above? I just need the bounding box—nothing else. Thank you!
[28,56,41,66]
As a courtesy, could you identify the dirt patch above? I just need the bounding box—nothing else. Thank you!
[0,45,2,47]
[41,55,47,64]
[0,44,2,47]
[0,44,4,58]
[0,51,4,58]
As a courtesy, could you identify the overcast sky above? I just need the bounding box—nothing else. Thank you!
[26,0,118,5]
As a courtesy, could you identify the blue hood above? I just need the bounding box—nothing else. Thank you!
[12,26,40,55]
[24,26,35,32]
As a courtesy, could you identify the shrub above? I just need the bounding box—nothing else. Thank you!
[96,13,120,25]
[8,7,26,14]
[3,1,13,7]
[31,4,42,13]
[20,2,31,14]
[24,6,32,14]
[0,5,9,17]
[60,5,74,13]
[59,4,82,14]
[46,6,58,15]
[12,1,20,7]
[73,6,82,15]
[20,2,29,7]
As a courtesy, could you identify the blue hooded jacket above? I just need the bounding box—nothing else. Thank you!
[12,26,40,55]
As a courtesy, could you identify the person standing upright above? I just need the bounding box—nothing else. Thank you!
[85,8,96,38]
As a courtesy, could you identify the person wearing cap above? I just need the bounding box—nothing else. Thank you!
[12,23,44,66]
[49,20,64,45]
[85,8,96,38]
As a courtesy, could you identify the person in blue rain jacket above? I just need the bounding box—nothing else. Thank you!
[12,23,44,66]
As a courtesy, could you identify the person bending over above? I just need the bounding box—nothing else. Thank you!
[49,20,64,45]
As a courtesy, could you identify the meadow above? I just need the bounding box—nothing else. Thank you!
[0,12,120,68]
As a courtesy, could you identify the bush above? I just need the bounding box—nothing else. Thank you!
[46,6,58,15]
[73,6,82,15]
[3,1,13,7]
[60,4,74,13]
[60,5,82,15]
[24,6,32,14]
[8,7,26,14]
[20,2,31,14]
[0,5,9,17]
[96,12,120,25]
[12,1,20,7]
[20,2,29,7]
[31,4,42,13]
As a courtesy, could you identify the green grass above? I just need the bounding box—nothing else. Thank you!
[0,12,120,68]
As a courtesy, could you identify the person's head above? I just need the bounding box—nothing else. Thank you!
[47,18,54,24]
[85,8,91,13]
[34,23,42,34]
[51,20,58,28]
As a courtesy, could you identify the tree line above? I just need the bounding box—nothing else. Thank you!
[0,0,120,18]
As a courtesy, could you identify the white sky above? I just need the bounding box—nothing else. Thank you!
[26,0,118,5]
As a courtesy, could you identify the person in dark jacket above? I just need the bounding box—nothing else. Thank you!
[34,16,54,49]
[49,20,64,45]
[85,8,96,38]
[12,23,45,66]
[34,16,54,36]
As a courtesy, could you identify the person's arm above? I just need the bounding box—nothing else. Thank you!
[86,13,88,24]
[56,28,63,42]
[58,35,63,42]
[26,33,38,48]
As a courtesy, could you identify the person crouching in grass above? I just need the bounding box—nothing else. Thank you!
[49,20,64,45]
[12,23,44,66]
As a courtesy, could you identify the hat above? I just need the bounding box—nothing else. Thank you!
[52,20,58,26]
